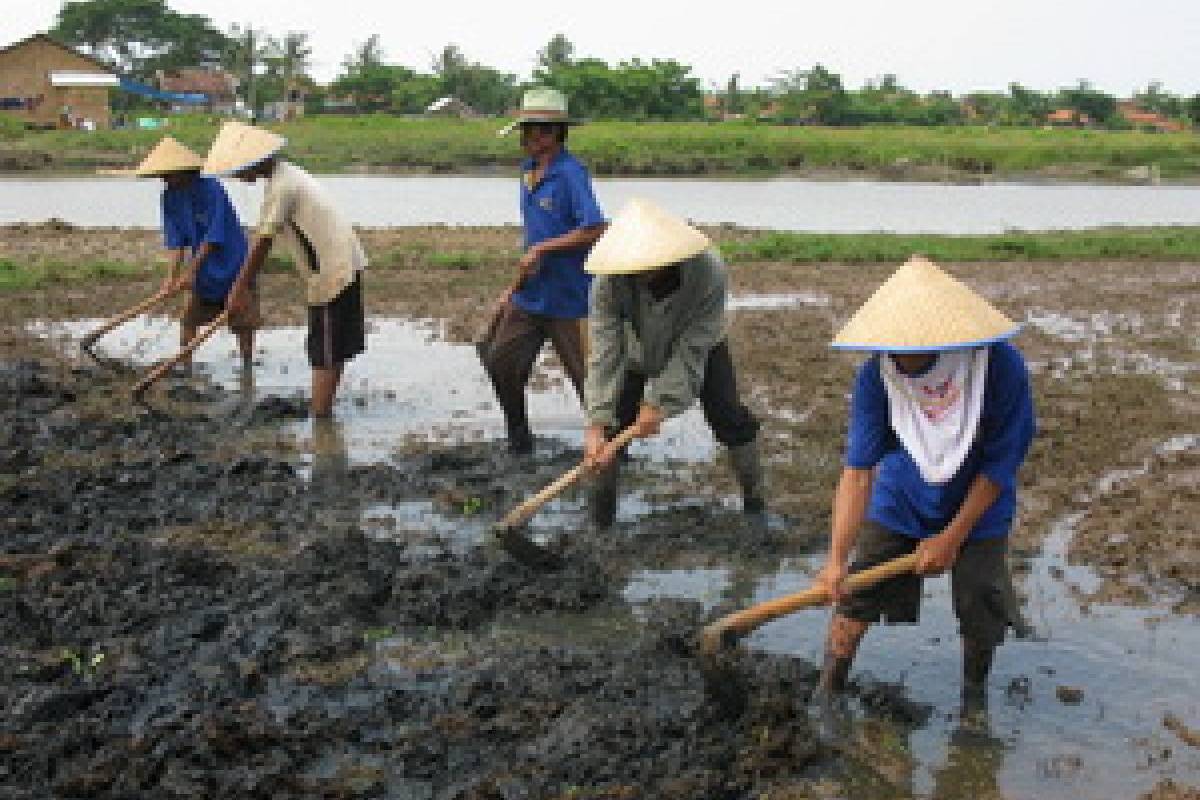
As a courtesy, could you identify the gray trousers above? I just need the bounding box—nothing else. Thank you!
[479,302,587,443]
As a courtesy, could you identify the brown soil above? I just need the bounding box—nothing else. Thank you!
[3,223,1199,610]
[1141,780,1200,800]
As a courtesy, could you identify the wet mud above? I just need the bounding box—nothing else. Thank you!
[3,226,1200,798]
[0,360,937,798]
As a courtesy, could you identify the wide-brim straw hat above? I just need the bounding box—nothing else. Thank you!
[103,136,203,177]
[584,197,711,275]
[832,255,1021,352]
[202,121,287,176]
[497,87,576,136]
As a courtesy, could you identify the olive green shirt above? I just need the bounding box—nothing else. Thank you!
[585,249,727,427]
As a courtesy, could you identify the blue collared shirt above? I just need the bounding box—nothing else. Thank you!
[844,342,1036,541]
[513,149,605,319]
[161,175,248,303]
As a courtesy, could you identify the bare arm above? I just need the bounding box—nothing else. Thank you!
[170,242,216,292]
[161,249,186,293]
[517,223,607,281]
[830,467,873,565]
[532,223,606,256]
[816,466,873,601]
[226,235,273,312]
[916,474,1002,574]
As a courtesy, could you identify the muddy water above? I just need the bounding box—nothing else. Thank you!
[5,174,1200,232]
[26,305,1200,800]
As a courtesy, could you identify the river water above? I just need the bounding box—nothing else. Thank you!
[3,174,1199,232]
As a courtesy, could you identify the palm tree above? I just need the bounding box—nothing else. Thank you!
[276,32,313,103]
[223,23,271,118]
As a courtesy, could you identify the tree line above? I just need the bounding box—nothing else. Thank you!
[48,0,1200,127]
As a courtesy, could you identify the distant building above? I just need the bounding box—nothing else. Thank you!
[1116,101,1187,133]
[156,67,239,114]
[1046,108,1091,127]
[425,96,476,118]
[0,33,118,129]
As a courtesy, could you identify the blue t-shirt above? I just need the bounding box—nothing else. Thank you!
[844,342,1036,541]
[512,149,605,319]
[161,175,248,303]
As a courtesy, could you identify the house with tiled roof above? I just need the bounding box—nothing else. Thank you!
[156,67,239,114]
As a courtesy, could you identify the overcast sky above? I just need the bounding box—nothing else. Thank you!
[5,0,1200,95]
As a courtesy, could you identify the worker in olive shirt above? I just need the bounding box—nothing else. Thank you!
[481,88,606,454]
[203,121,367,418]
[813,256,1036,717]
[581,198,765,528]
[133,136,258,367]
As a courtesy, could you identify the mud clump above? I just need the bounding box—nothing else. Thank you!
[0,359,897,798]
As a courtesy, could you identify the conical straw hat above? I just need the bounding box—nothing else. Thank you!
[584,198,711,275]
[831,255,1020,351]
[202,121,287,176]
[130,136,203,177]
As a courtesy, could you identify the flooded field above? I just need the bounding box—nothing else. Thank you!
[2,227,1199,799]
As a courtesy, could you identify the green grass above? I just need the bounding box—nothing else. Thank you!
[7,114,1200,178]
[721,226,1200,264]
[0,258,143,291]
[1,228,1195,294]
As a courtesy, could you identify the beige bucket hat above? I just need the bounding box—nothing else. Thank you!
[498,87,574,136]
[832,255,1021,351]
[101,136,203,177]
[584,198,711,275]
[202,121,287,176]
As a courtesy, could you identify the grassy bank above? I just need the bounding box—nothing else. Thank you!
[2,226,1197,293]
[720,226,1200,264]
[3,114,1199,179]
[0,257,141,291]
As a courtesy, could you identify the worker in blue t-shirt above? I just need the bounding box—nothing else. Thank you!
[813,256,1036,717]
[480,88,606,455]
[134,137,256,369]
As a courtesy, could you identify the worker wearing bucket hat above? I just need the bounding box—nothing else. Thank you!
[133,136,257,369]
[812,256,1035,719]
[581,198,764,528]
[203,121,367,417]
[479,87,606,455]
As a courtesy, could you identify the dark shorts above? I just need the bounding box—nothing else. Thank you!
[184,286,260,332]
[837,521,1022,647]
[307,274,365,369]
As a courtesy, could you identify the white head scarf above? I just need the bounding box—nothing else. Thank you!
[880,347,989,484]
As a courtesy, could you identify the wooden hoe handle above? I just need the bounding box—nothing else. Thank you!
[132,309,229,398]
[496,425,639,530]
[82,288,175,350]
[700,551,920,655]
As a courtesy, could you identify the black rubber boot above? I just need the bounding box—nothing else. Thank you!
[728,440,766,516]
[814,652,854,746]
[506,422,534,456]
[961,640,995,723]
[589,461,619,530]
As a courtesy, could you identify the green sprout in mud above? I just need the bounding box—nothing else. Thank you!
[60,648,105,677]
[461,496,484,516]
[362,627,395,644]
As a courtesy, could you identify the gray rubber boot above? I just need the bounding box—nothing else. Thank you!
[589,461,620,530]
[728,440,766,515]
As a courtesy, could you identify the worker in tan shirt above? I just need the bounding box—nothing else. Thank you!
[203,121,367,417]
